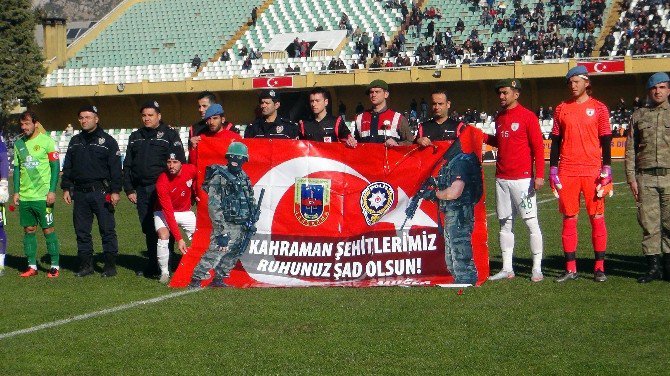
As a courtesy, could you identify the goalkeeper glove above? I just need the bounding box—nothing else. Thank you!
[596,165,613,198]
[549,166,562,198]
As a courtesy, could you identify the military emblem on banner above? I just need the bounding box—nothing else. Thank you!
[511,122,519,131]
[360,181,395,226]
[294,178,331,226]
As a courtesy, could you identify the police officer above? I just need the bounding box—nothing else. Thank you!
[626,72,670,283]
[423,138,483,284]
[244,90,299,139]
[299,87,357,146]
[354,79,413,146]
[124,100,185,277]
[415,89,467,146]
[189,142,260,288]
[62,105,122,277]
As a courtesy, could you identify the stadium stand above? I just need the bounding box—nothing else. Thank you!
[42,0,266,86]
[599,0,670,56]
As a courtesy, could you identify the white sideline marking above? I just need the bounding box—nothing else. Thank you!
[0,289,198,340]
[485,181,626,217]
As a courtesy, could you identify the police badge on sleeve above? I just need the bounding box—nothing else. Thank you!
[294,178,331,226]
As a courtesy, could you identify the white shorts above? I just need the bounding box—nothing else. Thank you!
[495,178,537,220]
[154,210,196,240]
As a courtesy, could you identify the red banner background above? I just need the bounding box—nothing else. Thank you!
[171,128,489,288]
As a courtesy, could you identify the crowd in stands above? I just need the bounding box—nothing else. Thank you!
[601,0,670,56]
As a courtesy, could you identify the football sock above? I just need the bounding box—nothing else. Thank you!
[45,231,60,267]
[0,254,5,267]
[562,217,578,272]
[24,232,37,266]
[157,239,170,275]
[590,216,607,272]
[525,217,543,271]
[499,217,514,272]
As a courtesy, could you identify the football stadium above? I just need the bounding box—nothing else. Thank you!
[1,0,669,373]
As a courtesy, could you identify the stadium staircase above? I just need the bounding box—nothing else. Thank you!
[593,0,623,56]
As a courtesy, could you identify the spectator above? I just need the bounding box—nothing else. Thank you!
[251,6,257,26]
[191,54,201,70]
[220,51,230,61]
[242,57,252,70]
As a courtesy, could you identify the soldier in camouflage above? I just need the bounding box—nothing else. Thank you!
[626,72,670,283]
[189,142,258,288]
[424,139,483,284]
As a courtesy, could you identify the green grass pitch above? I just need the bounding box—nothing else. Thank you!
[0,161,668,375]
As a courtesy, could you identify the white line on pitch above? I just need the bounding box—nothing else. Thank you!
[0,289,198,341]
[486,181,627,217]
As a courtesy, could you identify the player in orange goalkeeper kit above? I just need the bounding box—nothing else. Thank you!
[550,65,613,283]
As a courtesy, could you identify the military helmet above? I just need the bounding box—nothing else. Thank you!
[226,142,249,159]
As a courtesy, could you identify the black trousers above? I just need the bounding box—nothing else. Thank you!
[136,185,159,274]
[73,190,118,257]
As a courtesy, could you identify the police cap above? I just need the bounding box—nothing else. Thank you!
[78,105,99,116]
[259,89,280,103]
[140,100,161,113]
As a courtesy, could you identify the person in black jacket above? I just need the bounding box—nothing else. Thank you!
[244,90,299,139]
[62,105,122,277]
[299,87,356,147]
[123,100,185,277]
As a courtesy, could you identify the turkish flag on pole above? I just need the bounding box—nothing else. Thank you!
[252,76,294,88]
[577,60,625,74]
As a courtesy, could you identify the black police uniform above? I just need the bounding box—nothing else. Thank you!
[61,125,122,274]
[244,117,299,139]
[416,118,467,141]
[123,122,184,276]
[299,114,351,142]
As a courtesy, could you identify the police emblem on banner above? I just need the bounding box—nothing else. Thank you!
[511,122,519,131]
[360,181,395,225]
[586,108,595,116]
[294,178,331,226]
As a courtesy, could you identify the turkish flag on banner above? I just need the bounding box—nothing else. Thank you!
[170,127,489,288]
[252,76,294,88]
[577,60,625,74]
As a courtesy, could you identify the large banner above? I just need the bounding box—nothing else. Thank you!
[171,128,489,288]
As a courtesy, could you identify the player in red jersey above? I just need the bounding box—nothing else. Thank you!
[154,151,197,283]
[550,65,613,283]
[484,79,545,282]
[188,103,241,167]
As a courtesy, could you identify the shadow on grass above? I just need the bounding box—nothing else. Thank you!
[504,253,647,280]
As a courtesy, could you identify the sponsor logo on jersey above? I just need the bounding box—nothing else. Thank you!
[360,181,395,225]
[22,155,40,169]
[511,122,519,131]
[294,178,330,226]
[586,108,595,116]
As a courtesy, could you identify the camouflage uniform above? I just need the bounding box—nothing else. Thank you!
[432,150,483,285]
[625,101,670,256]
[191,164,256,281]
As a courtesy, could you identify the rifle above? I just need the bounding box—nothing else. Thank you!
[238,188,265,253]
[401,176,437,229]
